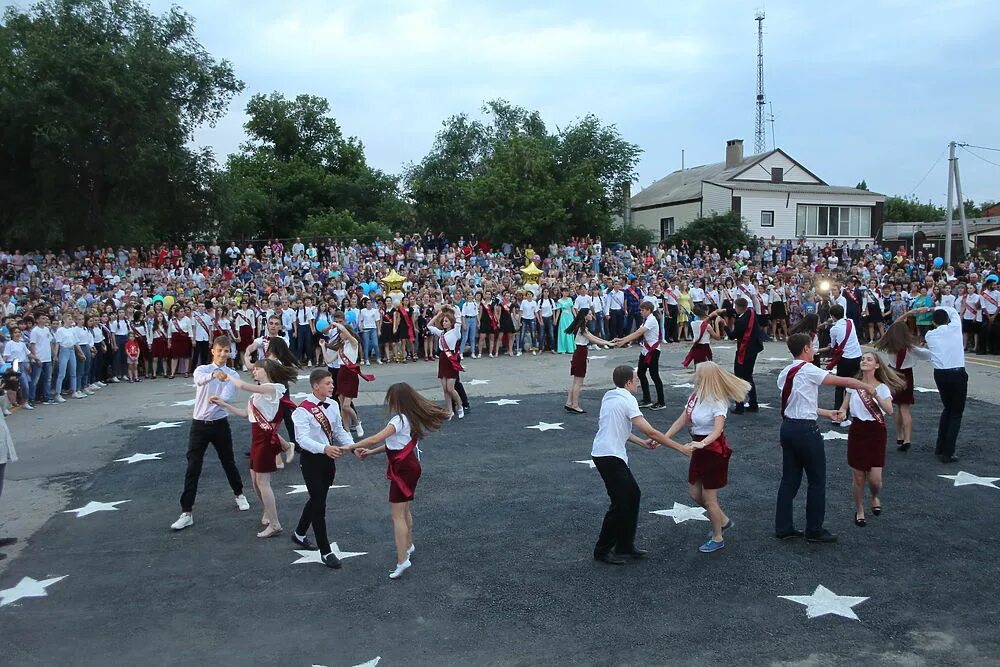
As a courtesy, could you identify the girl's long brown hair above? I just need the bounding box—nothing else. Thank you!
[858,352,906,393]
[873,320,918,354]
[384,382,448,440]
[255,358,298,385]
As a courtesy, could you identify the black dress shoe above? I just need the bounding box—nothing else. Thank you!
[322,552,342,569]
[854,514,866,527]
[614,547,649,559]
[774,529,804,540]
[939,455,959,463]
[897,442,911,452]
[292,533,315,550]
[746,405,760,412]
[594,551,626,565]
[462,405,471,412]
[0,552,6,561]
[0,537,17,548]
[733,407,745,415]
[806,529,838,543]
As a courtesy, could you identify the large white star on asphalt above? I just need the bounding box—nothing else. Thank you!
[297,374,312,381]
[526,422,564,432]
[672,382,695,389]
[822,431,848,441]
[779,584,869,620]
[713,345,734,350]
[286,484,349,495]
[914,386,939,393]
[757,403,774,409]
[115,452,164,464]
[467,379,490,386]
[171,398,197,407]
[63,500,131,517]
[485,399,520,406]
[313,658,381,667]
[291,392,312,400]
[573,460,597,469]
[938,471,999,489]
[649,502,709,524]
[292,542,367,564]
[588,355,608,360]
[764,357,790,362]
[0,576,68,607]
[141,421,183,431]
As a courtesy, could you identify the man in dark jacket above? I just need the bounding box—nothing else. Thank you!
[729,297,765,413]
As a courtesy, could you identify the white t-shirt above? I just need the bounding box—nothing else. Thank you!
[693,319,713,344]
[386,414,416,451]
[688,395,728,436]
[829,318,862,359]
[3,340,30,364]
[340,339,359,364]
[641,314,660,350]
[573,295,592,311]
[30,327,54,362]
[591,388,642,463]
[359,307,380,330]
[776,360,830,420]
[248,383,286,423]
[847,384,891,422]
[520,299,539,319]
[54,326,77,349]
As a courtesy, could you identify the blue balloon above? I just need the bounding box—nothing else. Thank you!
[933,257,944,268]
[987,274,999,284]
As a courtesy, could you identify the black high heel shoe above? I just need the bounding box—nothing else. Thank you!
[871,504,882,516]
[854,513,866,527]
[897,442,911,452]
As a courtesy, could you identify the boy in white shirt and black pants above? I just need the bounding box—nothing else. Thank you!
[614,302,665,409]
[591,365,692,565]
[822,305,863,420]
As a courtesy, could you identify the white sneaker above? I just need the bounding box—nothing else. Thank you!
[407,543,415,556]
[109,377,120,383]
[83,388,95,396]
[355,423,364,437]
[55,395,66,403]
[839,419,853,428]
[516,350,522,357]
[24,403,34,410]
[457,407,465,420]
[95,381,107,388]
[1,409,10,417]
[235,494,250,511]
[73,391,87,399]
[170,513,193,530]
[389,559,411,580]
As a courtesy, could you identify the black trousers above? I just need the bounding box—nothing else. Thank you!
[637,349,663,404]
[834,356,861,410]
[180,418,244,512]
[775,419,826,536]
[665,304,678,342]
[933,368,967,458]
[627,311,643,336]
[593,455,641,555]
[609,310,625,340]
[455,379,469,409]
[733,352,759,409]
[192,340,210,368]
[295,452,337,554]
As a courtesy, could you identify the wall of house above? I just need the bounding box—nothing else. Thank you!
[632,200,703,239]
[730,151,822,184]
[734,188,883,241]
[701,182,733,217]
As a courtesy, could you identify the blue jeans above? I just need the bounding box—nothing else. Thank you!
[588,317,606,340]
[775,419,826,536]
[519,319,538,351]
[460,316,478,355]
[56,347,78,394]
[31,361,51,402]
[77,346,92,390]
[361,329,379,360]
[18,363,34,404]
[541,316,555,351]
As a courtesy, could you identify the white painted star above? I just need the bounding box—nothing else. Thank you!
[938,471,1000,489]
[764,357,790,362]
[821,431,849,440]
[0,576,68,607]
[757,403,774,409]
[171,398,197,407]
[573,460,597,469]
[779,584,869,621]
[713,345,734,350]
[649,502,709,524]
[292,542,367,564]
[588,355,608,360]
[286,484,350,495]
[291,392,311,400]
[141,421,183,431]
[115,452,164,464]
[313,658,381,667]
[63,500,131,517]
[297,374,312,381]
[485,399,520,406]
[672,382,695,389]
[467,379,490,386]
[914,386,939,393]
[525,422,564,432]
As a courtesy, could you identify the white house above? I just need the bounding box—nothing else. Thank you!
[629,139,886,243]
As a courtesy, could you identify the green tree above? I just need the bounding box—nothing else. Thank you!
[884,196,945,222]
[666,211,748,254]
[0,0,243,246]
[856,180,869,190]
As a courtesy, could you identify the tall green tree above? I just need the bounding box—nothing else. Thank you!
[0,0,243,246]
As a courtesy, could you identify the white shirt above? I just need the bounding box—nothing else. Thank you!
[909,307,965,370]
[538,299,555,318]
[693,319,713,344]
[30,327,53,362]
[777,360,830,420]
[688,395,728,436]
[54,326,77,349]
[591,387,642,464]
[74,326,94,347]
[359,307,380,330]
[847,384,891,422]
[573,295,592,311]
[248,383,286,423]
[428,325,461,353]
[461,301,478,317]
[3,340,30,364]
[192,363,238,421]
[520,299,539,319]
[958,294,979,320]
[386,414,416,451]
[291,393,353,454]
[191,313,214,342]
[641,314,660,350]
[829,318,862,359]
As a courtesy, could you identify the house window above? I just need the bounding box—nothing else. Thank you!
[771,167,783,183]
[761,210,774,227]
[659,217,675,240]
[795,205,872,237]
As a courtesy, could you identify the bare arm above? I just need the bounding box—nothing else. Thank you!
[617,326,648,345]
[631,415,692,456]
[582,329,613,347]
[346,423,396,451]
[209,397,248,418]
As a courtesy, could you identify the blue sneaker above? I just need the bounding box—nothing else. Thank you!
[707,518,734,539]
[698,539,725,553]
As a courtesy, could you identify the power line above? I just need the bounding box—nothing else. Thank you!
[908,146,948,195]
[961,143,1000,153]
[959,145,1000,169]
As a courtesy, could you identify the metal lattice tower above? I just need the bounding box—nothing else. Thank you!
[754,11,766,154]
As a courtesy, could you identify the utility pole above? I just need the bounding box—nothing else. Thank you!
[754,12,767,155]
[944,141,972,265]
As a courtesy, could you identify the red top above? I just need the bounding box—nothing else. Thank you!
[124,341,140,358]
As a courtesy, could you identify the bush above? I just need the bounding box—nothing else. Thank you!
[666,211,748,254]
[611,223,655,249]
[300,209,392,242]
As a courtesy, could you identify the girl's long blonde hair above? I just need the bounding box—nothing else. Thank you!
[694,361,751,404]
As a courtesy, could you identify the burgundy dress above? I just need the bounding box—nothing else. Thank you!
[847,419,886,470]
[570,345,588,377]
[688,433,732,490]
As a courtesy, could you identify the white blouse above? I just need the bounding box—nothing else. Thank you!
[248,383,286,423]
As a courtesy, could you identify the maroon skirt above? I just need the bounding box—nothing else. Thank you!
[891,367,914,405]
[690,343,713,365]
[847,419,887,471]
[151,337,169,357]
[337,366,359,398]
[688,433,732,490]
[170,333,191,359]
[250,421,281,473]
[388,450,422,503]
[437,352,460,379]
[237,325,254,352]
[570,345,588,377]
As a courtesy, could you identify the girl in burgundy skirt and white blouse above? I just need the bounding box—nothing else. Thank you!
[661,361,750,553]
[562,308,614,414]
[348,383,448,579]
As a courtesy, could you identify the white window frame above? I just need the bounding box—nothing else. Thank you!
[795,204,872,237]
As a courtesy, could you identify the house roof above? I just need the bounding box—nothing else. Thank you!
[630,150,778,210]
[710,180,885,198]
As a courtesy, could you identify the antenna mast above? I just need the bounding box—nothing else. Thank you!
[754,11,767,154]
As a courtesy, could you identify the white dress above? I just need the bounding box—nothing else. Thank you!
[0,410,17,465]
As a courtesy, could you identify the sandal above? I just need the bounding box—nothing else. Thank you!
[256,525,282,538]
[854,513,866,527]
[871,503,882,516]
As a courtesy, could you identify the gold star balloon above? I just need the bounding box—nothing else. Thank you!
[520,262,542,285]
[382,268,405,293]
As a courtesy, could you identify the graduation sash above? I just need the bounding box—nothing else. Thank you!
[440,333,465,372]
[682,320,712,368]
[826,319,853,370]
[385,437,419,498]
[736,309,756,365]
[339,349,375,382]
[855,387,885,425]
[981,290,997,308]
[399,307,415,341]
[894,347,907,371]
[249,397,285,446]
[299,400,335,444]
[780,361,809,417]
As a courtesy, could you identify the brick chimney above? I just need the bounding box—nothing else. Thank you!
[725,139,744,169]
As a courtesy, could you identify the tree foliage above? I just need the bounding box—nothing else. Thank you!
[0,0,243,246]
[406,100,641,244]
[666,211,748,254]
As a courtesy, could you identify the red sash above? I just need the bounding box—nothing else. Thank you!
[736,309,756,365]
[826,319,853,370]
[641,334,659,364]
[339,349,375,382]
[845,289,859,303]
[738,283,756,306]
[193,313,213,338]
[682,320,711,368]
[399,307,415,341]
[249,397,284,446]
[855,387,885,425]
[665,289,679,303]
[982,290,998,308]
[960,296,977,317]
[626,286,642,308]
[684,392,698,420]
[486,305,499,330]
[894,347,907,370]
[299,400,335,444]
[440,333,465,372]
[780,361,809,417]
[385,437,418,498]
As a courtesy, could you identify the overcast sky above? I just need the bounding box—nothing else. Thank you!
[143,0,999,207]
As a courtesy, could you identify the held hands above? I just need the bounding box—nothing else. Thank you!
[354,447,371,460]
[212,370,229,382]
[208,396,224,406]
[828,409,846,422]
[324,445,344,459]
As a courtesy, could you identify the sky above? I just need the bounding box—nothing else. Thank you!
[68,0,1000,205]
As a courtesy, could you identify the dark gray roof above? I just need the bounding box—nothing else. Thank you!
[709,180,885,198]
[883,216,1000,239]
[630,150,777,209]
